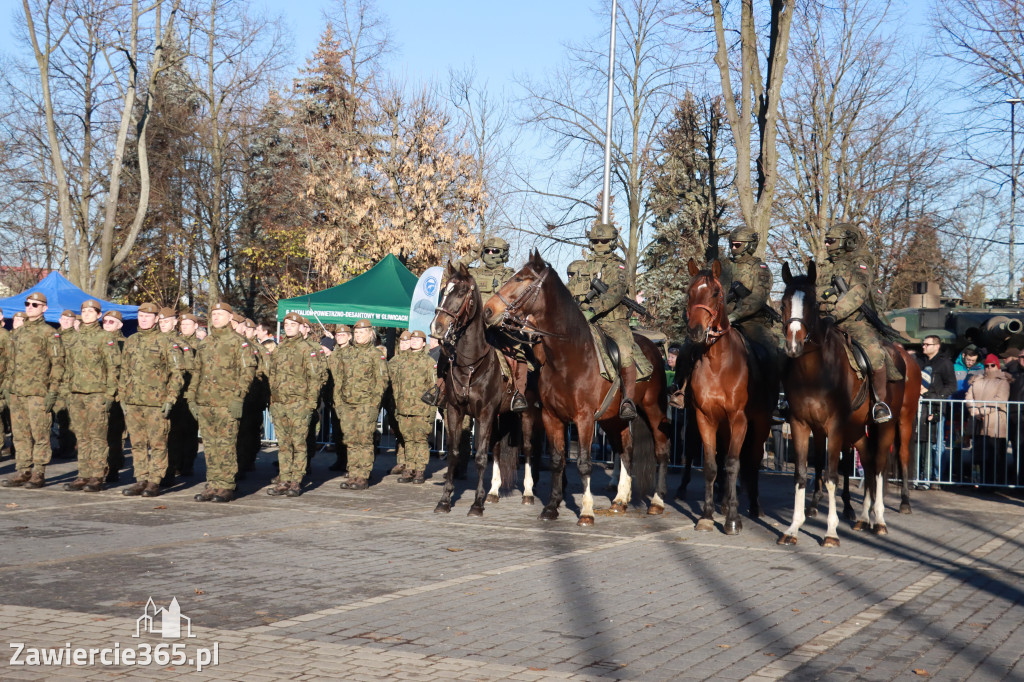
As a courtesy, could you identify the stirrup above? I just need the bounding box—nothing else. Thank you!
[871,401,892,424]
[511,391,528,413]
[420,385,441,407]
[619,398,638,421]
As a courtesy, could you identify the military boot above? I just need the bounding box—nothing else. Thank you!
[210,489,234,503]
[63,478,89,491]
[390,463,406,476]
[870,368,892,424]
[397,470,415,483]
[122,481,146,496]
[82,478,104,492]
[267,482,289,496]
[618,365,639,421]
[1,470,32,488]
[412,470,425,484]
[420,380,444,407]
[24,471,46,489]
[284,481,302,497]
[140,482,161,498]
[194,487,216,502]
[511,361,529,413]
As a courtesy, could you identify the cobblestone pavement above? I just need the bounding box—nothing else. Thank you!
[1,446,1022,681]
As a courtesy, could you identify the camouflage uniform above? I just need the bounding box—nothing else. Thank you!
[6,315,63,483]
[120,322,184,488]
[168,330,199,476]
[63,318,120,484]
[0,324,11,457]
[569,222,637,419]
[388,333,410,473]
[105,326,127,480]
[331,329,384,485]
[267,326,326,492]
[818,222,895,423]
[55,320,76,459]
[390,340,437,479]
[187,318,258,496]
[722,227,783,354]
[236,325,265,474]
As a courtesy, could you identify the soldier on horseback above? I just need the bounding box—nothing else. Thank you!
[817,222,900,424]
[567,222,638,421]
[721,227,783,354]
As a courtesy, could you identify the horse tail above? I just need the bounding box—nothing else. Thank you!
[631,415,657,497]
[497,422,520,491]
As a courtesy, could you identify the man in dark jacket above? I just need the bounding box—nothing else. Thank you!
[916,335,956,488]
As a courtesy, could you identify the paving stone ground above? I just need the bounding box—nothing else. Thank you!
[0,445,1022,681]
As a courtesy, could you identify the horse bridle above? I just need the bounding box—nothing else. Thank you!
[493,266,564,339]
[434,284,476,347]
[690,278,727,343]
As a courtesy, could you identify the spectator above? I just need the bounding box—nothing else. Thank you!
[1000,347,1022,382]
[953,344,983,399]
[666,343,681,388]
[965,354,1011,485]
[916,335,956,489]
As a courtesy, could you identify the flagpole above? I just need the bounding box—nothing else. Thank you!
[601,0,617,224]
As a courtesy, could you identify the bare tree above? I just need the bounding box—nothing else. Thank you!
[518,0,687,291]
[18,0,181,297]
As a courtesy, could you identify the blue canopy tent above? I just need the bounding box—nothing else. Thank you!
[0,272,139,324]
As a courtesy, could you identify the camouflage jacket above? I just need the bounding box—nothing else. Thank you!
[268,335,327,407]
[331,341,385,406]
[722,255,775,324]
[9,317,63,397]
[454,258,515,303]
[570,253,629,322]
[176,332,198,395]
[818,250,876,324]
[187,325,258,407]
[391,348,437,417]
[63,321,120,397]
[120,326,184,407]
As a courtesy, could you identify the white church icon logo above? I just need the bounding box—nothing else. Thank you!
[135,597,196,639]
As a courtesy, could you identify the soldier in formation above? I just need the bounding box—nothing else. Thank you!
[168,312,200,479]
[1,292,64,488]
[119,302,184,497]
[101,310,127,481]
[388,330,412,476]
[390,330,436,483]
[266,312,326,497]
[331,319,384,490]
[62,300,120,492]
[187,302,257,502]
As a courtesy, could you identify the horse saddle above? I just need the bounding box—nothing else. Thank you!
[588,326,653,382]
[839,331,904,382]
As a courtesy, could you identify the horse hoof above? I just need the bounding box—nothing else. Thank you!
[852,521,868,532]
[609,501,628,514]
[539,509,559,521]
[723,520,742,535]
[467,505,484,517]
[577,515,595,527]
[695,518,715,532]
[486,494,499,504]
[822,536,840,548]
[873,524,888,536]
[899,503,912,515]
[434,502,451,514]
[522,495,535,505]
[805,507,818,518]
[647,504,664,516]
[777,534,798,546]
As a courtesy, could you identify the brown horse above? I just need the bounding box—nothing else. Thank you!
[778,262,922,546]
[430,263,541,516]
[482,250,671,526]
[668,259,779,535]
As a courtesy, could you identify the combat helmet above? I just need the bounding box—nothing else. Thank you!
[480,235,509,266]
[728,227,759,257]
[566,259,587,280]
[825,222,866,254]
[588,222,618,255]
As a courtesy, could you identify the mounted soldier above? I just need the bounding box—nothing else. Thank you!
[567,222,638,421]
[817,222,901,424]
[721,227,783,355]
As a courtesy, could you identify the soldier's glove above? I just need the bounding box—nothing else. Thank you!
[822,287,837,301]
[43,391,57,412]
[582,309,596,322]
[161,401,174,419]
[727,312,739,325]
[229,400,244,420]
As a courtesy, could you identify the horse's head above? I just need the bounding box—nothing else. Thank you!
[431,262,481,345]
[483,249,551,330]
[780,260,818,357]
[685,258,728,345]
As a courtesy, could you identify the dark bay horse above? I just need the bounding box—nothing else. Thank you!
[778,262,922,546]
[482,250,671,526]
[430,263,541,515]
[668,259,779,535]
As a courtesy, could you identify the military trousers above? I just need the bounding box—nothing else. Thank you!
[337,403,379,479]
[397,414,433,473]
[10,395,51,474]
[197,405,240,491]
[596,319,634,365]
[839,320,900,380]
[123,404,170,484]
[271,402,314,484]
[68,393,110,479]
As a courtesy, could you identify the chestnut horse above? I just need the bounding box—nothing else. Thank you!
[668,259,779,535]
[430,263,541,516]
[483,251,671,526]
[778,262,922,546]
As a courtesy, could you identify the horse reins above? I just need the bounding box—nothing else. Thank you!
[434,284,475,346]
[494,266,564,339]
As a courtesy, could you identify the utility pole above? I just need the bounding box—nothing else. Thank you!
[600,0,617,225]
[1010,98,1022,301]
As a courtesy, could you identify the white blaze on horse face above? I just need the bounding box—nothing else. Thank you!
[443,280,456,297]
[788,290,804,339]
